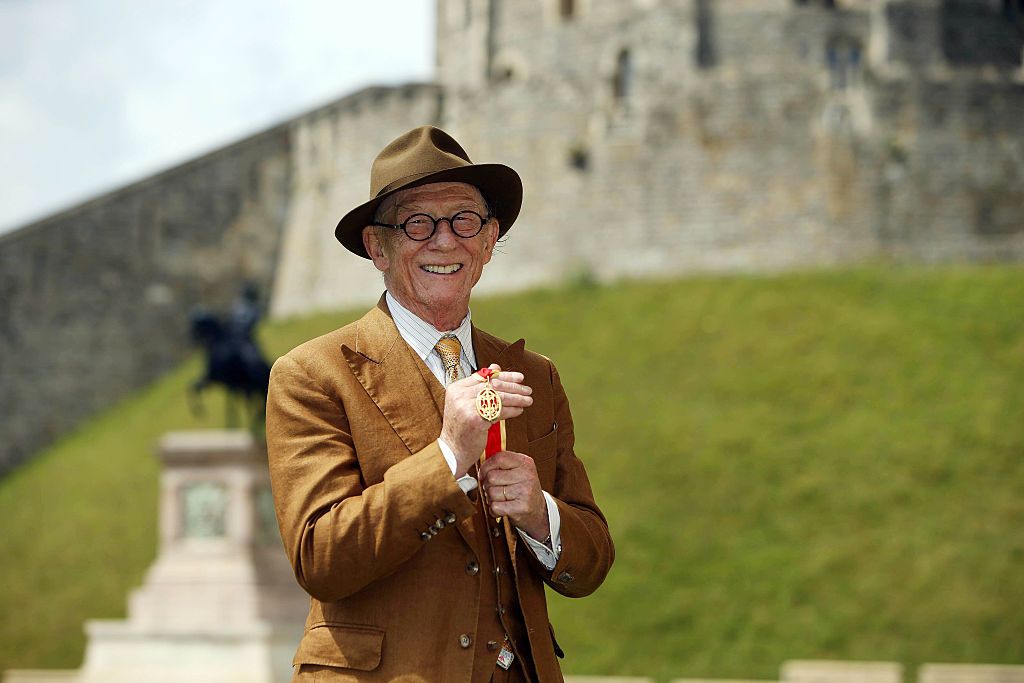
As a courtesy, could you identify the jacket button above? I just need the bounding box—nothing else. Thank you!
[557,571,574,583]
[420,532,430,542]
[487,640,499,652]
[459,633,472,649]
[466,560,480,576]
[444,511,457,524]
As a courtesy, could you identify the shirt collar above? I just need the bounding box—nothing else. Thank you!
[385,290,476,366]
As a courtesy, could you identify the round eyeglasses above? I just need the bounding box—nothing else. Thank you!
[372,210,491,241]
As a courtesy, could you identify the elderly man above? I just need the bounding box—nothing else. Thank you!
[266,126,614,682]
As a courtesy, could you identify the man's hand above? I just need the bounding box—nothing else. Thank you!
[440,364,532,477]
[479,451,548,540]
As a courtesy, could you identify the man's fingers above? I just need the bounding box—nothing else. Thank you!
[491,370,527,384]
[483,469,530,488]
[457,377,529,394]
[497,392,532,408]
[481,457,527,480]
[479,451,535,478]
[484,475,546,531]
[444,367,533,435]
[490,378,531,394]
[456,369,527,386]
[486,481,527,505]
[488,500,527,519]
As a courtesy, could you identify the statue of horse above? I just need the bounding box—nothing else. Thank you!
[188,287,272,428]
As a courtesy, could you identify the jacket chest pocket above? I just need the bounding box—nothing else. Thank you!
[525,426,558,492]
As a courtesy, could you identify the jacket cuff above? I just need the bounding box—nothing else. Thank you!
[383,440,477,542]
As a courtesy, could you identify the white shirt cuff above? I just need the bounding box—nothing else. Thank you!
[438,438,478,493]
[516,491,562,570]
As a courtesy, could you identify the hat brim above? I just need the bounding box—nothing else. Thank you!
[335,163,523,258]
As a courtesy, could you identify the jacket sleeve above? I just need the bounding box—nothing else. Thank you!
[265,353,477,603]
[542,361,615,598]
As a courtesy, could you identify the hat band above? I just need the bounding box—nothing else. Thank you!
[375,166,467,198]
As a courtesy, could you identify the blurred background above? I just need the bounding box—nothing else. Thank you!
[0,1,1022,682]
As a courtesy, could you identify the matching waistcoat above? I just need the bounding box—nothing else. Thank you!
[467,482,536,683]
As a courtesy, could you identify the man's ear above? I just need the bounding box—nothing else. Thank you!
[482,219,500,264]
[363,226,389,272]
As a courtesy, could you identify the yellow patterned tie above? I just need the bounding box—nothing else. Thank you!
[434,334,463,385]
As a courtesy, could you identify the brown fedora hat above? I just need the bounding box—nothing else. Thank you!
[335,126,523,258]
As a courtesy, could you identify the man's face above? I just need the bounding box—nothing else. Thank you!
[362,182,499,328]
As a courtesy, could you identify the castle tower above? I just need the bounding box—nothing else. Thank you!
[436,0,496,90]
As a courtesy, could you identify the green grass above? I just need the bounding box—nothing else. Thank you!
[2,267,1023,680]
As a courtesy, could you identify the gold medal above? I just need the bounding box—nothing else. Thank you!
[476,381,502,422]
[475,368,502,422]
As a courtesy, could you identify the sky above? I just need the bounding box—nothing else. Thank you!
[0,0,435,233]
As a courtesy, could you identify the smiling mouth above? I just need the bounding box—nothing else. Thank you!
[422,264,463,274]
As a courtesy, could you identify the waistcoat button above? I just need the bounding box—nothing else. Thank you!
[459,633,472,648]
[492,526,501,537]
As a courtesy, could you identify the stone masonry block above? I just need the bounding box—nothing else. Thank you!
[1,673,79,683]
[782,661,903,683]
[919,665,1024,683]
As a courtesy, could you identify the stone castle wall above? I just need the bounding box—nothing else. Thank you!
[269,0,1023,319]
[439,0,882,288]
[0,129,292,475]
[2,0,1022,473]
[270,84,443,317]
[870,74,1024,260]
[435,0,1023,287]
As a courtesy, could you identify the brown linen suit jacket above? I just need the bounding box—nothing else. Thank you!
[265,297,614,682]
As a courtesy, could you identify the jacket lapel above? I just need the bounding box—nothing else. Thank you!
[340,296,443,456]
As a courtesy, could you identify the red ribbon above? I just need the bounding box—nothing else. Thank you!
[485,422,503,458]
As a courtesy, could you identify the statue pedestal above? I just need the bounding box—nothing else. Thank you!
[73,430,306,683]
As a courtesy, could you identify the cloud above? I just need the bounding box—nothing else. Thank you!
[0,0,434,232]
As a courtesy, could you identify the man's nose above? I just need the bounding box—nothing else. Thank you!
[429,217,459,246]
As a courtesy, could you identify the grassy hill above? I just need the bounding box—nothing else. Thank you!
[1,266,1022,680]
